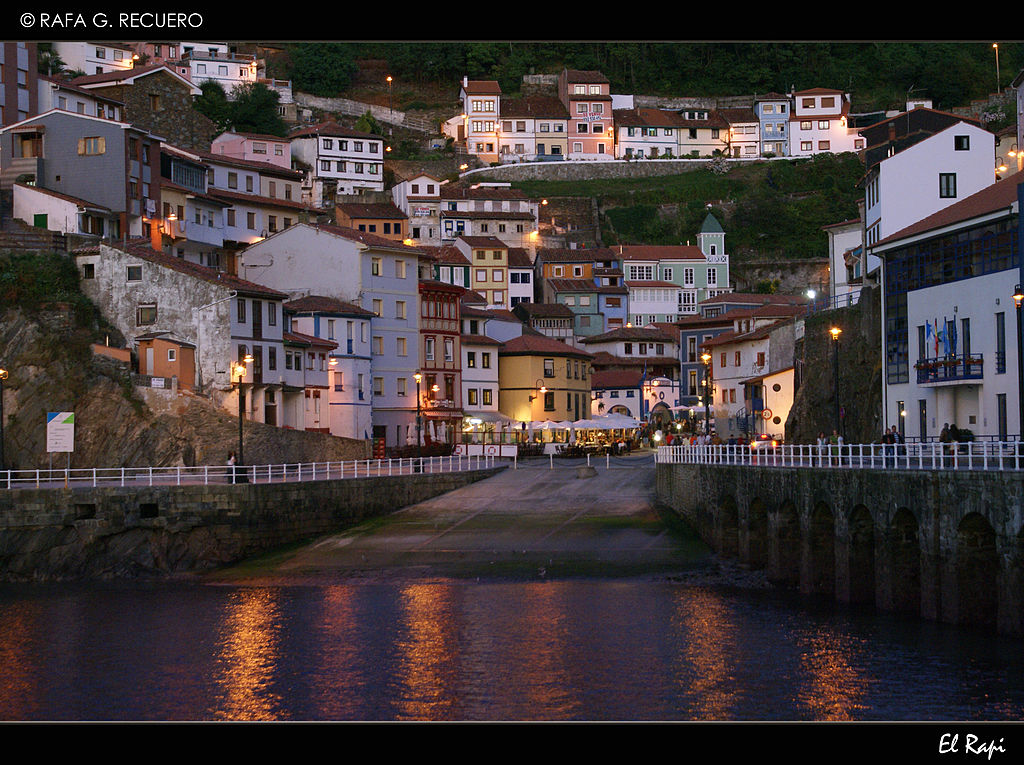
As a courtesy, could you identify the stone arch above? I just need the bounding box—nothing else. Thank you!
[847,504,876,605]
[807,501,836,597]
[719,495,739,558]
[770,499,800,587]
[747,497,768,568]
[956,512,999,629]
[888,508,921,615]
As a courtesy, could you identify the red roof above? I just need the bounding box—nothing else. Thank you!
[500,334,593,358]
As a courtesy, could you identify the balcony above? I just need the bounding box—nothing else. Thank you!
[915,354,984,385]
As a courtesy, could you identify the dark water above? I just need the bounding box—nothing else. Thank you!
[1,576,1023,722]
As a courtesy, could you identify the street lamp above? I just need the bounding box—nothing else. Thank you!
[701,352,712,434]
[0,367,7,472]
[414,372,422,470]
[232,354,253,482]
[386,75,393,121]
[994,43,1001,94]
[830,327,842,435]
[1014,285,1023,443]
[528,379,548,403]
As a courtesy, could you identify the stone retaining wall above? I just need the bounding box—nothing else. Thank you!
[656,462,1024,634]
[0,467,504,581]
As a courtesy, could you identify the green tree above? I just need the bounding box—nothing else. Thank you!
[288,43,357,97]
[228,82,288,136]
[354,111,383,136]
[193,80,232,132]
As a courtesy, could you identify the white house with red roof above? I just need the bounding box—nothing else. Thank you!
[789,88,863,158]
[460,78,502,163]
[392,172,444,244]
[288,120,385,204]
[873,172,1023,442]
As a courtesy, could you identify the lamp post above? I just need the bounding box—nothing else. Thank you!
[696,352,712,430]
[1014,285,1023,443]
[528,379,548,411]
[232,354,253,482]
[0,367,7,472]
[414,372,422,470]
[830,327,842,435]
[386,75,393,122]
[994,43,1001,94]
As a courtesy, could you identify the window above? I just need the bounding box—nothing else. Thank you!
[268,303,277,326]
[543,391,555,411]
[396,259,407,278]
[396,301,406,319]
[397,378,407,396]
[79,136,105,155]
[544,358,555,378]
[468,388,478,406]
[82,263,95,279]
[268,348,277,371]
[372,336,383,355]
[373,377,384,396]
[444,338,454,362]
[482,389,492,406]
[371,257,382,275]
[939,173,957,198]
[236,298,246,322]
[137,304,157,325]
[372,299,382,316]
[467,352,476,368]
[397,337,407,356]
[817,120,830,130]
[126,265,142,282]
[734,351,741,366]
[425,337,435,361]
[481,352,491,369]
[954,135,970,151]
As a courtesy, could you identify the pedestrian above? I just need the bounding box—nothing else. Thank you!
[816,431,827,466]
[829,429,842,466]
[881,427,894,465]
[227,451,236,482]
[939,423,951,456]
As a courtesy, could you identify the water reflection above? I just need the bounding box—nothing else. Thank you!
[793,629,872,720]
[0,600,44,720]
[674,588,740,719]
[393,582,462,720]
[210,588,284,721]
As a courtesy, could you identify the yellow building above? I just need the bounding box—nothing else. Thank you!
[498,334,594,423]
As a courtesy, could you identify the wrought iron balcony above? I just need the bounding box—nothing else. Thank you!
[915,353,984,385]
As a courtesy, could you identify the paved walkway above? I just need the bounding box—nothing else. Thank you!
[224,455,711,581]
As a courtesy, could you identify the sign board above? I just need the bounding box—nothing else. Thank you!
[46,411,75,453]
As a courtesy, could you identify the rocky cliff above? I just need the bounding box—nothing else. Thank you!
[0,304,368,471]
[786,286,884,445]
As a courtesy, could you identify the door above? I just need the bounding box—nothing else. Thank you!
[252,346,263,384]
[145,346,154,376]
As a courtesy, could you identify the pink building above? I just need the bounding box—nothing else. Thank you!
[558,69,613,160]
[210,130,292,169]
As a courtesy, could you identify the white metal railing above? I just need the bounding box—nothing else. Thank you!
[656,441,1024,471]
[0,455,504,491]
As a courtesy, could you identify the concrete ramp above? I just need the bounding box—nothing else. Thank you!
[244,459,710,580]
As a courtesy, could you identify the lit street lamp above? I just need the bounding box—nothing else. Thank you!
[701,352,712,434]
[0,367,7,471]
[414,372,422,471]
[232,354,253,483]
[830,327,842,435]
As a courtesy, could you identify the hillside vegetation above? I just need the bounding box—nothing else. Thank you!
[508,152,865,258]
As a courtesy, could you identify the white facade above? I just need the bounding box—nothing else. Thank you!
[392,173,443,245]
[789,89,863,158]
[461,338,501,420]
[54,42,134,75]
[891,268,1020,441]
[290,125,385,204]
[864,122,996,249]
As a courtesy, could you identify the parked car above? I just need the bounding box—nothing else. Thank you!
[749,435,781,451]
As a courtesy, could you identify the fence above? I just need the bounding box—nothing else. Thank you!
[0,454,503,491]
[656,441,1024,471]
